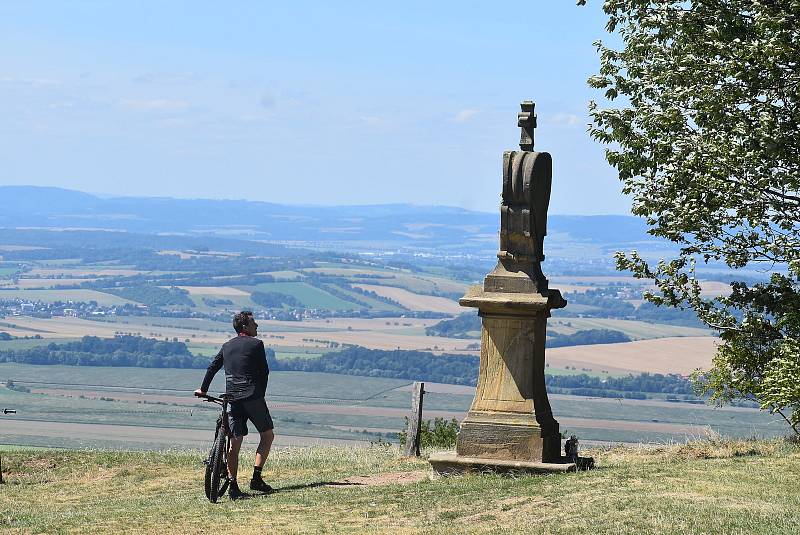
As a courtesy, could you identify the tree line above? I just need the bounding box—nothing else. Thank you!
[0,336,698,400]
[0,335,212,368]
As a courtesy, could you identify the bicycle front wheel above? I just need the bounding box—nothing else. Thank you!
[206,430,227,503]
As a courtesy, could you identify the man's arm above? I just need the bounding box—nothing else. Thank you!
[196,347,223,395]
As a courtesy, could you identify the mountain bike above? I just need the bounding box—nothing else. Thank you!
[195,392,231,503]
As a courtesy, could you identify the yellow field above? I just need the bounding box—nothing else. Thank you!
[549,317,710,339]
[0,316,226,343]
[1,315,476,353]
[3,314,717,375]
[353,284,464,314]
[548,336,717,375]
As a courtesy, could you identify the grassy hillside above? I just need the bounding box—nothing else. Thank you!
[1,439,799,534]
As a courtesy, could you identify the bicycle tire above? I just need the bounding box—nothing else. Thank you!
[207,430,227,503]
[204,419,222,501]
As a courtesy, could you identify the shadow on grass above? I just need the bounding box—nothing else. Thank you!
[220,480,364,501]
[249,481,364,498]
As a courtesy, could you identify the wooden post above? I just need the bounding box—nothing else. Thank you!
[404,382,425,457]
[1,409,14,484]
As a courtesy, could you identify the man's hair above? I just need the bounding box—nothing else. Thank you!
[233,311,254,333]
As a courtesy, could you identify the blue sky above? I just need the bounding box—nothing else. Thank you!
[0,1,628,214]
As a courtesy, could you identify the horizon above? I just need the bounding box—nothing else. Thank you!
[0,184,639,218]
[0,1,630,216]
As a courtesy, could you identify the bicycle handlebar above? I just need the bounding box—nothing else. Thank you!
[194,392,229,403]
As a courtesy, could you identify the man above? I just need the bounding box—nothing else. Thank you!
[195,311,274,499]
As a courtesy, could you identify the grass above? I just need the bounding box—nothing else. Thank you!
[1,439,799,533]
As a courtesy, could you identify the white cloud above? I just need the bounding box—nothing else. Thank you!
[360,116,387,126]
[118,98,190,112]
[546,113,582,126]
[452,109,479,123]
[260,92,276,109]
[0,76,61,88]
[131,72,201,85]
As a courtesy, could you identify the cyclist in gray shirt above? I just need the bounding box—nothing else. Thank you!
[196,311,274,499]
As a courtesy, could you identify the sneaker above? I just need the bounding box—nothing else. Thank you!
[249,476,274,493]
[228,483,247,501]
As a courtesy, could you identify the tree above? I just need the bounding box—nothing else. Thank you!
[586,1,800,433]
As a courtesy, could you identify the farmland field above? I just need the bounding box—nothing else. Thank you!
[0,363,787,451]
[548,317,711,340]
[0,236,772,453]
[246,282,357,310]
[15,278,98,289]
[25,268,145,277]
[302,267,469,295]
[353,284,462,314]
[547,336,717,375]
[0,289,134,306]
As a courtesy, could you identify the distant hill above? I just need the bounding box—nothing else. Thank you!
[0,186,660,257]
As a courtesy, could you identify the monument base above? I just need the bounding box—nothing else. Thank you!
[428,452,594,475]
[456,417,561,462]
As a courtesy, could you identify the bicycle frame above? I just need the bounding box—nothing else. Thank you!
[196,392,232,502]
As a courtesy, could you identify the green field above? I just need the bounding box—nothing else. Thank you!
[263,270,303,280]
[0,267,18,278]
[0,289,135,306]
[33,259,83,266]
[2,440,800,533]
[328,285,406,312]
[300,266,468,295]
[245,282,358,310]
[184,292,258,313]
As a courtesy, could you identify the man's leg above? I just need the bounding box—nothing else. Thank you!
[254,429,274,468]
[245,398,275,493]
[228,435,243,481]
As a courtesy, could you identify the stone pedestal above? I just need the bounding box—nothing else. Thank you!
[429,264,567,474]
[429,101,592,475]
[456,287,563,463]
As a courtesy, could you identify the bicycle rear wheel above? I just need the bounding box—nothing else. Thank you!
[205,430,227,503]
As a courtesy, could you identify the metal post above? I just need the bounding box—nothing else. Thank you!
[404,382,425,457]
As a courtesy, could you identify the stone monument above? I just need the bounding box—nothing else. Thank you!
[429,101,582,474]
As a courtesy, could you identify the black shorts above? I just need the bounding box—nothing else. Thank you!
[227,398,274,438]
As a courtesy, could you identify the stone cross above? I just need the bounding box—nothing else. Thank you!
[518,100,536,151]
[429,101,571,475]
